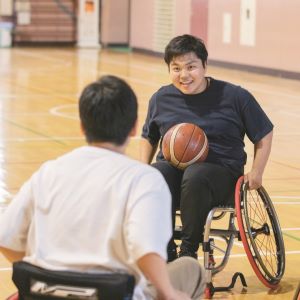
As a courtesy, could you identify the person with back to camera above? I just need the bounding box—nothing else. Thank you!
[140,34,274,262]
[0,75,206,300]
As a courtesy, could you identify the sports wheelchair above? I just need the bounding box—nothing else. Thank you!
[7,261,135,300]
[174,175,286,298]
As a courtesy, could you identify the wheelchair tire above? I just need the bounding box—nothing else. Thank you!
[235,176,285,289]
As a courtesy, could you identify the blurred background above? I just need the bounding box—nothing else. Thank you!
[1,0,300,79]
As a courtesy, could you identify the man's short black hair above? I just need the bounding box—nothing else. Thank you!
[164,34,208,68]
[79,75,137,145]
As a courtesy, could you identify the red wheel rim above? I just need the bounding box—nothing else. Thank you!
[235,176,279,289]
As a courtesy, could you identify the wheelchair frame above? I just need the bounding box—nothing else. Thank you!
[174,175,285,299]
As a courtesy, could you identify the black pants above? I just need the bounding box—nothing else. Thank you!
[152,161,238,252]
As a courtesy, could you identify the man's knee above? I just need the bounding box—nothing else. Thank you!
[167,257,206,298]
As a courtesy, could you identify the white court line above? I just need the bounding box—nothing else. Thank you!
[0,267,11,271]
[4,48,300,102]
[206,227,300,249]
[1,250,299,271]
[273,202,300,205]
[1,137,84,142]
[198,250,300,260]
[272,196,300,199]
[0,136,141,142]
[49,104,78,120]
[201,227,299,250]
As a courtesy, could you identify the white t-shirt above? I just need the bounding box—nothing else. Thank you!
[0,146,172,299]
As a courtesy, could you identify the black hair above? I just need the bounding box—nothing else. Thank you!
[164,34,208,68]
[79,75,137,145]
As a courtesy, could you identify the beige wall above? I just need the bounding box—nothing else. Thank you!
[130,0,155,50]
[130,0,191,51]
[207,0,300,73]
[102,0,300,74]
[101,0,130,45]
[174,0,191,36]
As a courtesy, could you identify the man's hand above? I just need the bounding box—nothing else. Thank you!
[244,170,262,190]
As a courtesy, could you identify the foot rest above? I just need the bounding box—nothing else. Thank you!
[204,272,247,298]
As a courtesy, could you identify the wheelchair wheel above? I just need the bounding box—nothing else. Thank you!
[235,176,285,288]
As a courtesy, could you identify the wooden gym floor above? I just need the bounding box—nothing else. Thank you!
[0,47,299,299]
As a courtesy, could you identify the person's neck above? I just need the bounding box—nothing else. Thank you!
[88,141,127,154]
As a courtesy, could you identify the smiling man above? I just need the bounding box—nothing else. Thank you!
[140,34,273,262]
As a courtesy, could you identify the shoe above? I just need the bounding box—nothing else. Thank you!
[167,242,178,262]
[178,246,198,259]
[167,247,178,262]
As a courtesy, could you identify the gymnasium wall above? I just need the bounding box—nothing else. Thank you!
[130,0,191,52]
[129,0,300,77]
[130,0,155,51]
[101,0,129,46]
[207,0,300,76]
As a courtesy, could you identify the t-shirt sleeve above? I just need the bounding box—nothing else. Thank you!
[141,93,161,146]
[239,88,274,144]
[124,169,172,262]
[0,177,34,251]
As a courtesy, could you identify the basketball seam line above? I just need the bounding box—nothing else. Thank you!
[178,132,208,168]
[170,124,182,167]
[178,124,196,169]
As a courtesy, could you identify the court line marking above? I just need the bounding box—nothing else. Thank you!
[49,104,78,120]
[1,194,300,207]
[1,118,67,146]
[198,250,300,260]
[214,229,300,249]
[283,232,300,242]
[3,131,300,142]
[1,249,300,271]
[273,202,300,205]
[0,136,141,142]
[272,196,300,199]
[77,52,300,100]
[2,137,84,142]
[4,48,300,104]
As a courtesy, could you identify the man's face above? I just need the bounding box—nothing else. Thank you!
[169,52,207,95]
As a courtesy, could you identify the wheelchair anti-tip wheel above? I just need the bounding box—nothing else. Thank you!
[235,176,285,288]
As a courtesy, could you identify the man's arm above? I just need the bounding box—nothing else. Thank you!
[137,253,191,300]
[140,138,158,164]
[0,246,25,263]
[244,130,273,189]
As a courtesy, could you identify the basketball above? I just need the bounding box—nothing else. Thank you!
[162,123,209,170]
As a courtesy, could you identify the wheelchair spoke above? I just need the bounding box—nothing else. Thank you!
[235,177,285,288]
[247,213,280,276]
[247,190,267,226]
[255,236,277,276]
[247,198,263,227]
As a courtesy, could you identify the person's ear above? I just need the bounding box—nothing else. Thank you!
[80,122,85,135]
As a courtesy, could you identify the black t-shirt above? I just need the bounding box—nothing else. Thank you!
[142,78,274,177]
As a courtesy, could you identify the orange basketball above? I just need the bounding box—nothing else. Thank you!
[162,123,209,170]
